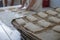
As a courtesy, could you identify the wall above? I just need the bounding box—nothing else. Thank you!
[50,0,60,8]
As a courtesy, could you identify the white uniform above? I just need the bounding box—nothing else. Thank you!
[24,0,42,12]
[31,0,42,12]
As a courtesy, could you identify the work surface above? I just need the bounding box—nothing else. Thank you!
[0,5,23,40]
[0,21,21,40]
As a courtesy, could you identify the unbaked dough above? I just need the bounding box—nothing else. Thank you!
[16,19,26,25]
[46,10,58,15]
[24,22,43,33]
[48,16,60,23]
[26,15,37,22]
[56,8,60,12]
[53,25,60,32]
[38,20,52,27]
[37,12,48,18]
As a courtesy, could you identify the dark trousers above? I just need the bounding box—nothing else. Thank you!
[0,1,3,7]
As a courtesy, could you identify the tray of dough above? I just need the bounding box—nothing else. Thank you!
[12,8,60,40]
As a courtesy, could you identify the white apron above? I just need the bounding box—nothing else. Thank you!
[31,0,42,12]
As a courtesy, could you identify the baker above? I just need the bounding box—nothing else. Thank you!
[20,0,42,12]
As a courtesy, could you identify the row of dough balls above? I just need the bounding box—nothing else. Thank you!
[24,21,52,33]
[37,8,60,18]
[37,11,60,23]
[46,8,60,16]
[37,10,60,18]
[15,19,60,33]
[46,10,60,18]
[15,10,60,27]
[25,12,60,23]
[15,18,54,33]
[15,12,60,27]
[15,18,43,33]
